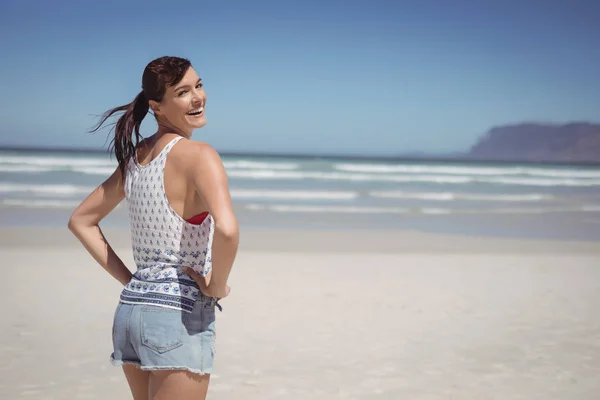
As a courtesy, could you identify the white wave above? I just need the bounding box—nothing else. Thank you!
[522,169,600,179]
[420,208,452,214]
[0,182,94,196]
[484,177,600,187]
[72,166,117,175]
[0,165,55,173]
[2,198,83,208]
[335,163,517,176]
[460,193,552,201]
[369,191,553,202]
[227,170,475,184]
[581,205,600,212]
[245,204,410,214]
[0,155,300,175]
[334,163,600,179]
[223,160,299,170]
[230,189,358,200]
[245,203,591,216]
[478,206,588,214]
[0,155,115,167]
[228,169,600,187]
[370,191,455,201]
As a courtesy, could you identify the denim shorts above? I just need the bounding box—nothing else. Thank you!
[110,295,218,375]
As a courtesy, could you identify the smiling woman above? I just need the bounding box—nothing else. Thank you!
[90,57,208,178]
[68,56,239,400]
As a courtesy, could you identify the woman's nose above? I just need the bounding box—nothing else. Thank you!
[192,88,204,102]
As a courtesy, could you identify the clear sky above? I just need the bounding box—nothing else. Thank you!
[0,0,598,156]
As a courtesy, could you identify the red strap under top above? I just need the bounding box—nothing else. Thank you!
[185,211,209,225]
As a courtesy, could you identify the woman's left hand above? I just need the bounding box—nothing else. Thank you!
[183,266,231,299]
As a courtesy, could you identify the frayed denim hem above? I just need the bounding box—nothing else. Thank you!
[110,357,212,376]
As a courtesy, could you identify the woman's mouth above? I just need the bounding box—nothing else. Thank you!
[187,106,204,117]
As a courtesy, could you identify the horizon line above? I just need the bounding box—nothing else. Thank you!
[1,144,599,167]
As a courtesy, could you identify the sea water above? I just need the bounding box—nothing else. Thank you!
[1,148,599,240]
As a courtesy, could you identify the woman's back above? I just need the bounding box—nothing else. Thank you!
[68,56,238,399]
[122,135,214,312]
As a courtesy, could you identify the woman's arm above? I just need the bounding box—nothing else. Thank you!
[183,142,239,299]
[67,168,132,286]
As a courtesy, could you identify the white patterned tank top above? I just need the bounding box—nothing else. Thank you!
[119,136,214,313]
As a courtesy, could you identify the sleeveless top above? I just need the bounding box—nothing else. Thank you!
[119,136,214,313]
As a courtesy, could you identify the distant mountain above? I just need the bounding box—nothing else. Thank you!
[467,122,600,163]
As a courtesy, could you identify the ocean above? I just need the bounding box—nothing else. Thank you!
[1,148,600,240]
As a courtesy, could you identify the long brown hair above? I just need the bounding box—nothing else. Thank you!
[91,56,192,177]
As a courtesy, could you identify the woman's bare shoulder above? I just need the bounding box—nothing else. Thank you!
[170,138,224,172]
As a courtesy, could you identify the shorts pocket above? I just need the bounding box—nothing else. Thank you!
[183,298,216,335]
[140,307,184,353]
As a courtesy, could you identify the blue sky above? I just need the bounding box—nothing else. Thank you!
[0,0,598,156]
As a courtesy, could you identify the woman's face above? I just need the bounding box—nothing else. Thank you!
[150,67,206,135]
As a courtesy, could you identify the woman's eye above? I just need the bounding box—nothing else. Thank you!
[178,90,187,96]
[196,83,203,89]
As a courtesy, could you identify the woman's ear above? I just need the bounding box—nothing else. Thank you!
[149,100,161,115]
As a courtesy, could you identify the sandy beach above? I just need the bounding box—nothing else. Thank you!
[1,227,599,399]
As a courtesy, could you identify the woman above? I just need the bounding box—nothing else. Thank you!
[68,56,239,399]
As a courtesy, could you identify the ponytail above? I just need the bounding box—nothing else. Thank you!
[91,90,149,177]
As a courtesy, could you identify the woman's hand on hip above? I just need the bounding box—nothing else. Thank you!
[183,266,231,299]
